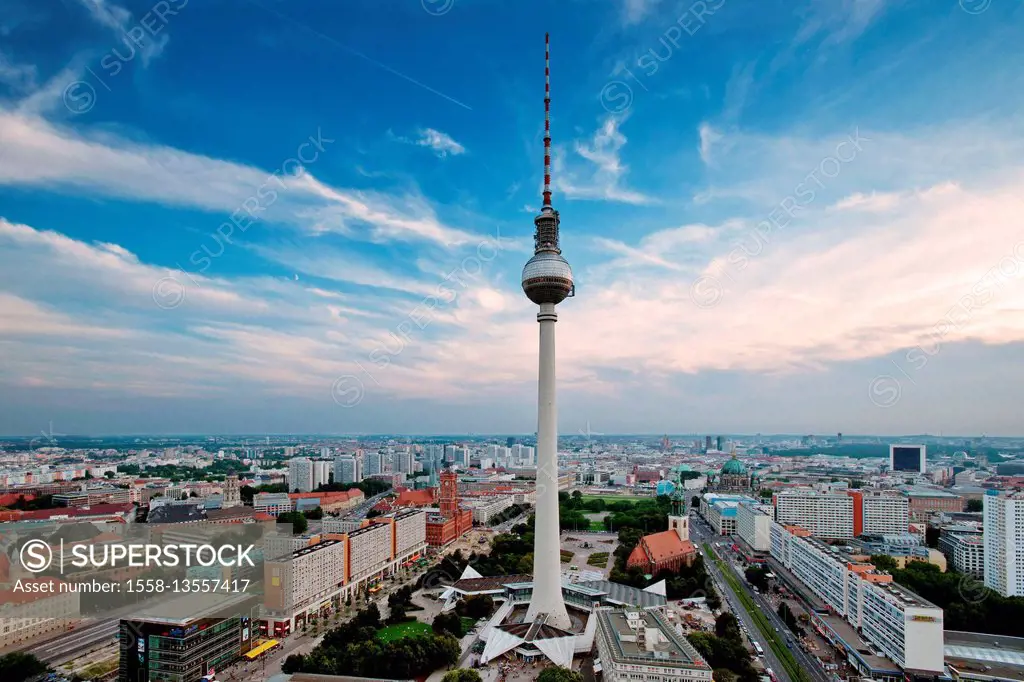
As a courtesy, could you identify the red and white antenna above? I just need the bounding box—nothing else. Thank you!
[542,32,552,211]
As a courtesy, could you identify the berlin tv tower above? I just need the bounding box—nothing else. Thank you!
[522,32,574,630]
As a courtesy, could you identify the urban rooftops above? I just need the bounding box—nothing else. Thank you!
[597,608,710,669]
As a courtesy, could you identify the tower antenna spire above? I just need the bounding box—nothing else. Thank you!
[542,32,552,210]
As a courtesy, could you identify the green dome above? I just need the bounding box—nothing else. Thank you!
[721,456,747,475]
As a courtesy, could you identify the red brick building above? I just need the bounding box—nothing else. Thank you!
[906,489,965,522]
[626,515,697,574]
[426,470,472,547]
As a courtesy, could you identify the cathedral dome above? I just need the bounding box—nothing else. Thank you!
[721,456,747,475]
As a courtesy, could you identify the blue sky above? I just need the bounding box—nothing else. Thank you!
[1,0,1024,436]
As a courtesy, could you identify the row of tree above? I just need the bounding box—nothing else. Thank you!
[282,603,459,678]
[487,502,529,526]
[687,612,760,682]
[873,556,1024,636]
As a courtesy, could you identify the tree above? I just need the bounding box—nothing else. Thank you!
[104,471,115,479]
[744,566,769,591]
[443,670,483,682]
[537,667,583,682]
[966,498,983,512]
[281,654,305,673]
[715,612,741,642]
[0,652,49,681]
[869,554,898,572]
[433,611,464,637]
[691,495,701,510]
[456,595,494,620]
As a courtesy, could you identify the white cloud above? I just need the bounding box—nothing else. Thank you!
[0,108,481,248]
[75,0,169,66]
[553,116,654,205]
[622,0,660,25]
[416,128,465,157]
[0,51,36,91]
[793,0,891,49]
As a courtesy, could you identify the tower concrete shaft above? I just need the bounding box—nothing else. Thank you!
[524,302,572,629]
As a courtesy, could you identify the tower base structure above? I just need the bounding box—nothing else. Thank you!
[524,302,571,630]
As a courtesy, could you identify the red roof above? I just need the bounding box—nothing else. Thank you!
[6,503,134,521]
[396,489,436,507]
[288,489,364,504]
[626,544,648,568]
[0,492,35,507]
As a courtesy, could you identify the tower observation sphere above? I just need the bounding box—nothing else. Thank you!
[522,249,574,305]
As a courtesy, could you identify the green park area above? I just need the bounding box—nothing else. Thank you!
[375,621,431,642]
[703,544,810,682]
[579,494,647,504]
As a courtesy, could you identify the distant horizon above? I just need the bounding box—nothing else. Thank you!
[3,432,1021,441]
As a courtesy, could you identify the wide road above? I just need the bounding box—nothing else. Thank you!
[690,513,831,682]
[691,516,794,682]
[28,619,118,664]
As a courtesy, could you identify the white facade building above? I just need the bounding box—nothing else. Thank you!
[983,491,1024,597]
[774,490,854,540]
[594,608,713,682]
[736,501,773,552]
[346,522,393,584]
[390,449,413,474]
[0,578,80,646]
[334,455,361,484]
[510,444,535,466]
[363,451,382,477]
[254,492,292,516]
[467,495,514,524]
[264,539,346,627]
[312,459,331,490]
[393,509,428,558]
[770,523,944,673]
[861,492,910,536]
[939,531,984,578]
[288,457,314,493]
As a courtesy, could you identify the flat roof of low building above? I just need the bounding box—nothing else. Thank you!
[127,591,256,626]
[597,609,710,670]
[945,630,1024,680]
[580,580,666,609]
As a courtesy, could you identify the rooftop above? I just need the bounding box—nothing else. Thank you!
[945,630,1024,679]
[596,608,710,670]
[127,591,256,626]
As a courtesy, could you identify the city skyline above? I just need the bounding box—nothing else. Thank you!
[3,0,1024,436]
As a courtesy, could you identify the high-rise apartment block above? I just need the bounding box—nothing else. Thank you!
[333,455,361,484]
[424,445,444,472]
[939,528,985,578]
[774,491,854,539]
[363,451,382,477]
[850,490,909,536]
[771,523,944,673]
[510,444,535,466]
[261,511,427,638]
[736,500,773,552]
[312,459,331,490]
[287,457,313,493]
[773,489,907,539]
[395,449,414,474]
[983,491,1024,597]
